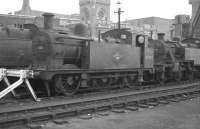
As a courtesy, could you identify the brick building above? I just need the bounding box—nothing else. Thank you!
[13,0,111,37]
[14,0,81,28]
[0,14,60,29]
[125,17,174,40]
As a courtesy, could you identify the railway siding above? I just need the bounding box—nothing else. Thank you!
[0,82,200,128]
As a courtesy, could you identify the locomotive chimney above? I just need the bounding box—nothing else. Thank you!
[43,13,54,30]
[157,33,165,41]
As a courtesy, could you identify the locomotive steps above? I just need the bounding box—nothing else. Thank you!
[0,81,200,128]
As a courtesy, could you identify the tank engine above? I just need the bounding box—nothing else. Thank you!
[0,13,155,100]
[149,33,197,82]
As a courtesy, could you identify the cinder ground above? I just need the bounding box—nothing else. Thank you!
[42,97,200,129]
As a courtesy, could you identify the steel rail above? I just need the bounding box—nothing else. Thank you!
[0,82,199,128]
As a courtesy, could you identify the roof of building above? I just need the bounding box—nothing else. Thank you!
[15,0,80,19]
[127,16,173,22]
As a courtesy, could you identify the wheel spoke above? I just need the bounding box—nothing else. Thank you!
[54,75,80,96]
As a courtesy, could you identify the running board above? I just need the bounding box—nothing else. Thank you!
[0,69,40,101]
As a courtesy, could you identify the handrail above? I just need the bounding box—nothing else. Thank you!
[0,68,40,101]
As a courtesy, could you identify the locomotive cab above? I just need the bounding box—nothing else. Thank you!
[100,29,154,69]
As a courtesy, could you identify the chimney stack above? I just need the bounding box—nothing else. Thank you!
[43,13,54,30]
[22,0,31,10]
[157,33,165,41]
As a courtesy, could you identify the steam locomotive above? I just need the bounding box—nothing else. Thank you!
[0,13,199,101]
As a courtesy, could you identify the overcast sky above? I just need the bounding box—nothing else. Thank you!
[0,0,192,21]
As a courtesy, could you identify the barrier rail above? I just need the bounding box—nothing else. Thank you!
[0,69,40,101]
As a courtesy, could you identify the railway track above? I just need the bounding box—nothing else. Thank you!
[0,82,200,129]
